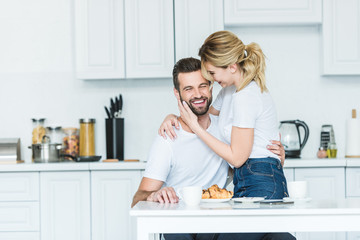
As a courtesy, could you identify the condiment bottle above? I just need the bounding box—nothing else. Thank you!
[317,147,327,159]
[79,119,96,156]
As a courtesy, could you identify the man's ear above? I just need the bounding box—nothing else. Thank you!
[174,88,180,100]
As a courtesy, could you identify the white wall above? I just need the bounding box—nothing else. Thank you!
[1,1,360,162]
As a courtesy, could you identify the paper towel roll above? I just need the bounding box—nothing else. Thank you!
[345,119,360,157]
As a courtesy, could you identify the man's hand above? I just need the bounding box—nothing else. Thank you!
[147,187,179,204]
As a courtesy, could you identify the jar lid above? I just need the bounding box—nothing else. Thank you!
[79,118,96,123]
[62,127,78,133]
[46,126,62,131]
[32,118,46,123]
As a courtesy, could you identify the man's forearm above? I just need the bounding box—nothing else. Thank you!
[131,190,155,208]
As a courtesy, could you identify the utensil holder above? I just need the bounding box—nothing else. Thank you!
[105,118,124,160]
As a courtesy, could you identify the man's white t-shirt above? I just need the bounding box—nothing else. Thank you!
[144,115,229,193]
[212,81,280,160]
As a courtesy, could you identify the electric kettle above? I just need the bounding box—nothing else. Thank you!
[279,120,310,158]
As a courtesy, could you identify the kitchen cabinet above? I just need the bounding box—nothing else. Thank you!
[75,0,174,79]
[224,0,322,26]
[346,168,360,197]
[75,0,125,79]
[323,0,360,75]
[0,172,39,236]
[40,171,91,240]
[294,167,345,200]
[174,0,223,61]
[294,167,346,240]
[125,0,174,78]
[347,232,360,240]
[91,170,142,240]
[283,168,294,182]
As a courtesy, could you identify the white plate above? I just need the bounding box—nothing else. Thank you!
[232,197,265,203]
[283,197,312,202]
[201,198,232,203]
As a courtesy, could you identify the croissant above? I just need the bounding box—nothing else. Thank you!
[202,184,233,199]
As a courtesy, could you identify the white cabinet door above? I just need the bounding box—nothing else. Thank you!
[296,232,346,240]
[0,232,39,240]
[294,168,345,200]
[91,171,142,240]
[75,0,126,79]
[0,172,39,201]
[323,0,360,75]
[346,168,360,197]
[174,0,223,61]
[347,232,360,240]
[40,171,91,240]
[125,0,174,78]
[283,168,294,182]
[224,0,322,26]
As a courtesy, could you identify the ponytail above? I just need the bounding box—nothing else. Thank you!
[239,43,267,93]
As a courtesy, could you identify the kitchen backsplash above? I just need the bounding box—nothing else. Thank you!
[1,1,360,162]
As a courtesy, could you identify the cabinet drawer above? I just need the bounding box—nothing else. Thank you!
[0,172,39,201]
[346,168,360,197]
[0,202,39,231]
[0,232,39,240]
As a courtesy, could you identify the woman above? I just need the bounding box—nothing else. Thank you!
[160,30,288,199]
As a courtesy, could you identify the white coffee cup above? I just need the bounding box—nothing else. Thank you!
[179,186,202,206]
[287,181,307,199]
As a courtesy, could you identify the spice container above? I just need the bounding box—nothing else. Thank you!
[79,119,96,156]
[62,128,79,159]
[32,118,46,144]
[317,147,327,159]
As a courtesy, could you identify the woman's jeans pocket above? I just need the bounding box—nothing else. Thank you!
[233,158,288,199]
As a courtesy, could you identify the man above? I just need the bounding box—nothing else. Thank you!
[132,58,295,240]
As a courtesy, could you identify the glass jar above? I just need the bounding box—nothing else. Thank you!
[79,119,96,156]
[46,126,63,144]
[327,142,337,158]
[32,118,46,144]
[62,128,79,159]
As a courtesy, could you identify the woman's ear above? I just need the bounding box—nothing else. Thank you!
[174,88,180,100]
[229,63,238,73]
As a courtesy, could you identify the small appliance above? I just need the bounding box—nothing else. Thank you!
[279,120,310,158]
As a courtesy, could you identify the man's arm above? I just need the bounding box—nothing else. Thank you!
[132,177,163,207]
[131,177,179,207]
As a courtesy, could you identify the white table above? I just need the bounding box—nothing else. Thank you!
[130,199,360,240]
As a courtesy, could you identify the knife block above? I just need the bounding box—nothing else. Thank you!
[105,118,124,160]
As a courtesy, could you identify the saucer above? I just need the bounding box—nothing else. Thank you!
[283,197,312,202]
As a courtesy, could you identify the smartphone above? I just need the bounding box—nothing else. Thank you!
[260,199,294,205]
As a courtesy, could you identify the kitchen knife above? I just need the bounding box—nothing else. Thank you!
[119,94,123,115]
[110,98,117,114]
[104,106,111,119]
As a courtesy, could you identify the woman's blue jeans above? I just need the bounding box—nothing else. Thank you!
[233,157,289,199]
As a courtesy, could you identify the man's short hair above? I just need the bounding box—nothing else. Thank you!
[172,57,201,91]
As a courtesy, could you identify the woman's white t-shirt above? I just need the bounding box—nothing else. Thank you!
[212,81,280,160]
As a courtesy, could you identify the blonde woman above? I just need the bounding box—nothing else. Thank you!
[160,31,288,200]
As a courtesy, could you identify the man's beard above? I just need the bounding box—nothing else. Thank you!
[179,95,212,116]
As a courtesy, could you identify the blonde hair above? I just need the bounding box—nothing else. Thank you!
[198,30,268,93]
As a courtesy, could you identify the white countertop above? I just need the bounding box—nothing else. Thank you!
[0,161,147,172]
[0,158,359,172]
[131,198,360,216]
[283,158,348,168]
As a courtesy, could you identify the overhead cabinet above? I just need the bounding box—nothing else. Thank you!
[75,0,174,79]
[322,0,360,75]
[224,0,322,26]
[174,0,224,61]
